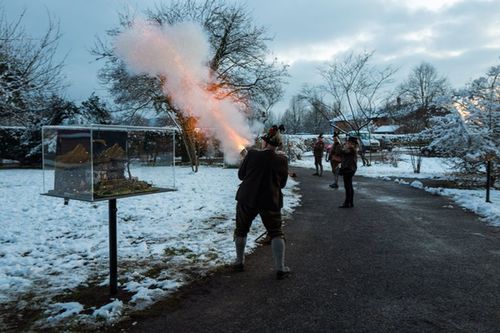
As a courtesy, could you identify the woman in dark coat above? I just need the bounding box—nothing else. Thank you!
[327,134,342,188]
[339,136,359,208]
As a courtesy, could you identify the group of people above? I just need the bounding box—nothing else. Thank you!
[231,128,359,280]
[313,133,359,208]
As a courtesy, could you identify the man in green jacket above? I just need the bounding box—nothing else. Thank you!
[233,131,291,280]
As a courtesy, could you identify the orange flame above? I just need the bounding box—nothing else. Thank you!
[205,92,250,151]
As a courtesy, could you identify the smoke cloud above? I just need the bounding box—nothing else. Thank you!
[114,20,256,163]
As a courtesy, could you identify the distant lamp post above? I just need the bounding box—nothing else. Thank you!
[486,154,492,203]
[485,74,497,203]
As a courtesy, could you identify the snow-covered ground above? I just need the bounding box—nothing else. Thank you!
[1,152,498,330]
[291,152,500,225]
[0,166,300,329]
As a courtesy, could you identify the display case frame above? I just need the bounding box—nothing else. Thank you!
[41,124,177,202]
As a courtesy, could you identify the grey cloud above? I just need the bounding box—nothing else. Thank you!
[2,0,498,111]
[249,0,390,47]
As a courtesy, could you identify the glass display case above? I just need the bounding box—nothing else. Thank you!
[42,125,177,201]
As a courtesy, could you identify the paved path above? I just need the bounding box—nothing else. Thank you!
[117,167,500,332]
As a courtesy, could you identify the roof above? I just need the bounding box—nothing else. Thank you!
[330,115,381,123]
[374,125,400,133]
[0,126,26,129]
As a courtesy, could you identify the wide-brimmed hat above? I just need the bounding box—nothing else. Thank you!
[262,132,282,147]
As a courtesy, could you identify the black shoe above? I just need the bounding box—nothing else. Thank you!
[277,268,291,280]
[329,183,338,188]
[339,203,354,208]
[339,204,351,208]
[312,173,319,176]
[232,263,244,272]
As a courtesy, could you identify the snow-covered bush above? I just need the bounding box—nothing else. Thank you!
[425,64,499,182]
[282,135,315,161]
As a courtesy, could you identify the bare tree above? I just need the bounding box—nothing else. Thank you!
[398,62,449,116]
[93,0,287,171]
[280,95,306,134]
[298,86,339,132]
[304,51,396,165]
[396,62,450,173]
[254,80,285,125]
[262,109,279,128]
[319,51,396,133]
[302,102,334,134]
[0,9,66,126]
[0,9,67,164]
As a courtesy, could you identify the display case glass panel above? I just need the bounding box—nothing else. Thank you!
[42,125,176,201]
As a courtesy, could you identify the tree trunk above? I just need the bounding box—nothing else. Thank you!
[409,146,421,174]
[160,98,199,172]
[177,113,199,172]
[486,160,492,202]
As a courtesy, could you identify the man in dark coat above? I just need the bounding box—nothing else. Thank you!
[339,136,359,208]
[234,131,291,280]
[312,134,325,176]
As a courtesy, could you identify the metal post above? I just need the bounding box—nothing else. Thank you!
[486,160,492,203]
[173,130,176,189]
[109,199,118,296]
[42,126,45,193]
[90,127,94,201]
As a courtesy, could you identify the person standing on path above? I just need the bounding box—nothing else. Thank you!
[339,136,359,208]
[358,139,371,166]
[312,134,325,176]
[327,134,342,188]
[233,131,291,280]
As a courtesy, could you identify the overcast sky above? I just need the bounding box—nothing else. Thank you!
[3,0,500,114]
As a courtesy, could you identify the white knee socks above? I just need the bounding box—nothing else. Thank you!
[235,236,247,265]
[271,238,286,271]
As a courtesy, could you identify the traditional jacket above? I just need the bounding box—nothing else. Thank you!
[340,146,358,173]
[313,140,325,158]
[236,149,288,211]
[328,142,342,162]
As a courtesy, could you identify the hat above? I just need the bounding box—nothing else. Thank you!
[267,125,278,138]
[347,136,359,145]
[262,132,282,147]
